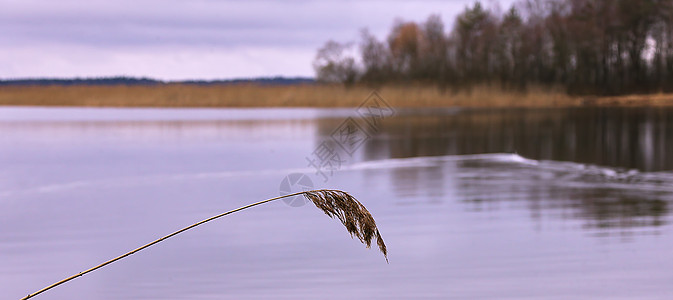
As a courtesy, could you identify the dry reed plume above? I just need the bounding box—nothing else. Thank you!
[304,190,387,260]
[20,189,386,300]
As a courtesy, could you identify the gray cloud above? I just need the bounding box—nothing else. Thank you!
[0,0,515,80]
[1,0,360,46]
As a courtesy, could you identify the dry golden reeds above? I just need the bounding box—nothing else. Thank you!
[0,83,586,108]
[4,83,673,107]
[20,189,386,300]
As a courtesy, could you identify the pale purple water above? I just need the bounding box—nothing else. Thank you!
[1,106,672,299]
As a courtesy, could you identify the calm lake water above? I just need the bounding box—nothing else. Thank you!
[1,106,672,299]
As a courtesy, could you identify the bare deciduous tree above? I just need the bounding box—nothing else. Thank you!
[313,40,358,85]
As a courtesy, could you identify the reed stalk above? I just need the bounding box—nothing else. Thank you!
[20,189,387,300]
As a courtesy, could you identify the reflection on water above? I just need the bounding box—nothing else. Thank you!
[315,107,673,233]
[353,107,673,171]
[1,106,673,299]
[457,157,670,233]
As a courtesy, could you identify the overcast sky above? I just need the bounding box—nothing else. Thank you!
[0,0,515,80]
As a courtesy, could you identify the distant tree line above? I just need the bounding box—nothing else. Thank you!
[0,76,315,86]
[0,77,162,86]
[314,0,673,95]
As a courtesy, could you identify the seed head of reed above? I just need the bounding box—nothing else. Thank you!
[303,190,388,262]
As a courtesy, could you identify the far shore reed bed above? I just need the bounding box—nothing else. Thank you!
[2,83,673,108]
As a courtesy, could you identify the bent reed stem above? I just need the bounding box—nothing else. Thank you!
[21,189,386,300]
